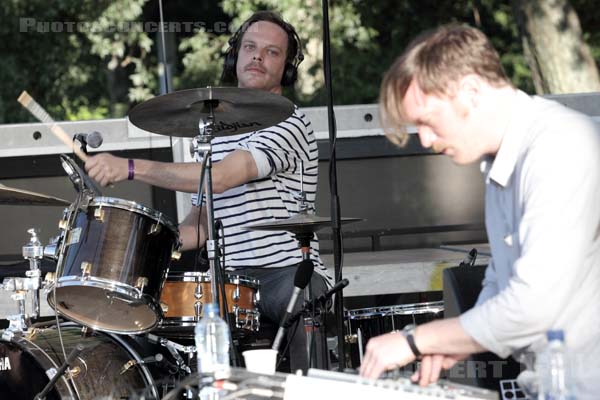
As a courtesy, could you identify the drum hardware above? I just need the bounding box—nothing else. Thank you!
[194,281,203,319]
[136,277,149,291]
[157,271,260,334]
[245,180,360,367]
[0,230,48,339]
[49,196,180,334]
[150,221,162,235]
[93,207,104,221]
[232,282,241,301]
[22,228,44,320]
[33,342,85,400]
[171,250,182,261]
[344,301,444,369]
[79,262,92,279]
[161,302,169,313]
[146,333,194,374]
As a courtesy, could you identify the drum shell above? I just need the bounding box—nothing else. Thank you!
[157,272,260,337]
[0,324,158,399]
[51,197,179,334]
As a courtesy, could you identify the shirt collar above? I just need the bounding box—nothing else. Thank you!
[486,90,532,187]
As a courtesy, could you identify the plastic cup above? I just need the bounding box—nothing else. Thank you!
[242,349,278,375]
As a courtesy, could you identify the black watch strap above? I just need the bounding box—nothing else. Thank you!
[402,325,422,359]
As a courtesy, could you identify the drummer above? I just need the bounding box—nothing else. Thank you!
[85,11,329,372]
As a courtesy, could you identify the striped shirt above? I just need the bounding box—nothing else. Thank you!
[192,106,327,277]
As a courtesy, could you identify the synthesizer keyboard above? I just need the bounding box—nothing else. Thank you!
[283,369,498,400]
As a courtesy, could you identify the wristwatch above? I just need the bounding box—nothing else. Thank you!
[402,324,422,360]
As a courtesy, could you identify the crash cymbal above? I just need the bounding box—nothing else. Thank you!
[128,87,295,138]
[0,184,70,206]
[244,214,363,235]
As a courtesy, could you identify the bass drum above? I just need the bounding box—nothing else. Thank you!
[0,324,173,399]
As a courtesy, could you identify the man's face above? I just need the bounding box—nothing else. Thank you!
[401,79,484,165]
[235,20,288,94]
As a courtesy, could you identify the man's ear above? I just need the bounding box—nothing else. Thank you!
[456,74,482,110]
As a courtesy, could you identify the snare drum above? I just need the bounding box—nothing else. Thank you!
[49,197,180,334]
[345,301,444,368]
[159,271,260,333]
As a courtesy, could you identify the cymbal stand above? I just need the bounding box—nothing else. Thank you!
[0,228,44,340]
[294,169,323,368]
[190,97,223,311]
[22,228,43,320]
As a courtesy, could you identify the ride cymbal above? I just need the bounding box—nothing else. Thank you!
[0,184,70,206]
[128,87,295,138]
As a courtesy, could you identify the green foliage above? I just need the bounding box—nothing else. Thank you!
[2,0,600,124]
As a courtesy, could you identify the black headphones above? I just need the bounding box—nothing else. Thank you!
[221,11,304,87]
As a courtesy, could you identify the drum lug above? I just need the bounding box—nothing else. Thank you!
[171,250,181,261]
[254,312,260,331]
[93,207,105,222]
[149,223,162,235]
[345,334,358,344]
[68,366,81,379]
[80,262,92,279]
[58,219,69,230]
[233,304,241,329]
[233,284,240,302]
[254,289,260,306]
[135,277,149,292]
[160,301,169,313]
[194,300,203,318]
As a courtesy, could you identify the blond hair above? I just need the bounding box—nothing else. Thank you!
[380,24,512,146]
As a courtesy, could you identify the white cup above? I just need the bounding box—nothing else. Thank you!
[242,349,278,375]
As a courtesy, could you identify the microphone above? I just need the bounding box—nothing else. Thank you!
[60,154,102,196]
[272,259,314,351]
[459,248,478,267]
[314,278,349,306]
[73,131,103,149]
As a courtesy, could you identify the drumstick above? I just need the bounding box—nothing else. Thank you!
[17,91,88,162]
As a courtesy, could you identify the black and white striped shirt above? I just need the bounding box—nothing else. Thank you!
[193,106,326,277]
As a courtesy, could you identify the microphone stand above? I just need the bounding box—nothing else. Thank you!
[322,0,346,370]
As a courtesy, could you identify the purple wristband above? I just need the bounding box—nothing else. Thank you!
[128,159,135,180]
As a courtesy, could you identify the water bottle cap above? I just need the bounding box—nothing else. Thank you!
[204,302,219,315]
[546,330,565,341]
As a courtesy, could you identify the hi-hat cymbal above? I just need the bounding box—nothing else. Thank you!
[244,214,363,235]
[0,184,70,206]
[128,87,295,138]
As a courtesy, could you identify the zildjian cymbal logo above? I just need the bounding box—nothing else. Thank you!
[214,120,260,133]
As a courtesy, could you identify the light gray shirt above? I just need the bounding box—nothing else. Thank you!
[459,91,600,398]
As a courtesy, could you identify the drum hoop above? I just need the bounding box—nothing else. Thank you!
[165,271,260,288]
[48,278,162,334]
[7,332,77,397]
[345,301,444,320]
[89,197,178,234]
[7,323,158,399]
[108,329,159,398]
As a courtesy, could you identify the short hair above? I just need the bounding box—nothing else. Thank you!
[221,11,303,86]
[380,24,512,146]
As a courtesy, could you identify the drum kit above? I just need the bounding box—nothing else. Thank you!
[0,87,374,399]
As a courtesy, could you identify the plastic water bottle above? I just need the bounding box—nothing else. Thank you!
[195,302,231,375]
[536,330,576,400]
